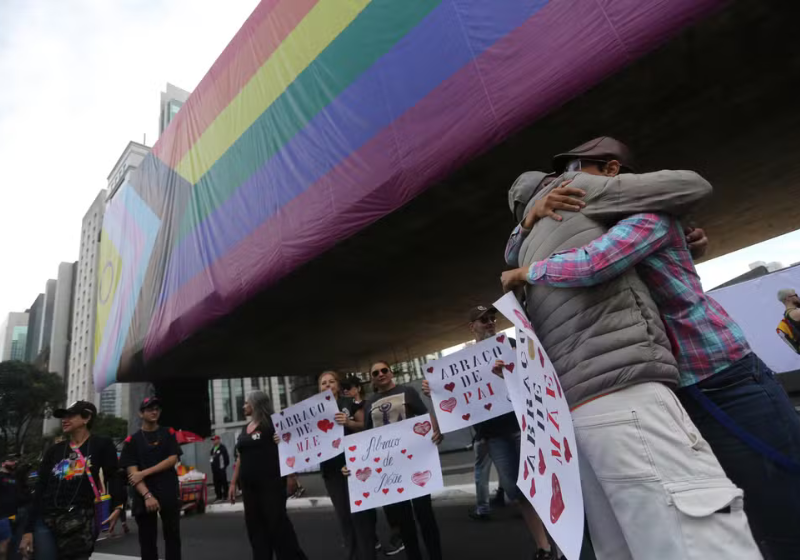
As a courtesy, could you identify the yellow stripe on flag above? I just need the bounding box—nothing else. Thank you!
[175,0,371,184]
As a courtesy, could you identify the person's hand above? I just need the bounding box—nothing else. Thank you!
[144,495,160,513]
[432,430,444,446]
[522,180,586,228]
[421,379,431,397]
[18,533,33,558]
[334,412,348,426]
[128,471,145,486]
[103,508,121,533]
[228,485,237,505]
[685,226,708,259]
[492,360,506,379]
[341,466,351,477]
[501,268,528,293]
[272,433,280,444]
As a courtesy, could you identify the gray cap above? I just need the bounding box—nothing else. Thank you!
[553,136,636,174]
[778,289,797,302]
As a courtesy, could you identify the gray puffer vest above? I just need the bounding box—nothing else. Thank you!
[511,170,712,407]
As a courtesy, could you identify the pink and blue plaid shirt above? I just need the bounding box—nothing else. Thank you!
[510,213,750,387]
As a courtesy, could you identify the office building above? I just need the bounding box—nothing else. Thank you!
[67,191,106,406]
[24,294,44,363]
[209,377,293,435]
[159,83,190,136]
[0,312,29,362]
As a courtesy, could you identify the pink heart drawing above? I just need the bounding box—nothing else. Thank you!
[439,398,457,413]
[411,471,432,487]
[413,421,432,437]
[332,438,341,449]
[286,457,295,468]
[356,468,372,482]
[281,433,291,443]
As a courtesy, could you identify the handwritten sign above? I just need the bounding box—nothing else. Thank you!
[494,293,584,560]
[344,414,443,512]
[423,336,515,433]
[272,390,344,476]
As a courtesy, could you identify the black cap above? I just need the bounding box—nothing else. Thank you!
[53,400,97,419]
[553,136,636,173]
[139,396,162,411]
[469,305,497,322]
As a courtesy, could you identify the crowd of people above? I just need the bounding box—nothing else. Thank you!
[2,136,800,560]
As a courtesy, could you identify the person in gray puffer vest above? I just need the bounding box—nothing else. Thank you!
[500,138,761,560]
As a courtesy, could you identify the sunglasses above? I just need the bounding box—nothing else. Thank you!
[371,367,390,378]
[565,158,609,173]
[478,315,497,325]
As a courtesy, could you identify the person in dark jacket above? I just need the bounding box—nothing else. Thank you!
[120,397,182,560]
[209,436,230,502]
[229,391,307,560]
[18,401,122,560]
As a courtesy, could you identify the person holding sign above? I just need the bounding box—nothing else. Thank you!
[230,391,307,560]
[361,362,443,560]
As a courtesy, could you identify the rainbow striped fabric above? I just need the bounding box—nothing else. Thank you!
[94,0,722,389]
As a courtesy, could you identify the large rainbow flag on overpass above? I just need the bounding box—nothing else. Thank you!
[94,0,722,389]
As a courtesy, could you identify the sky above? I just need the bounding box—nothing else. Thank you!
[1,0,800,326]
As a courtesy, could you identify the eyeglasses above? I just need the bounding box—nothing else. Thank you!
[478,315,497,325]
[565,158,608,173]
[371,367,390,378]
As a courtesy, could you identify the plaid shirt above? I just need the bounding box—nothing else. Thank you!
[520,212,750,387]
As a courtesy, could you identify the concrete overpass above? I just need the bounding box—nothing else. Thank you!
[132,0,799,389]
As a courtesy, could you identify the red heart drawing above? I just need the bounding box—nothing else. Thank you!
[382,489,389,495]
[348,446,357,452]
[280,411,285,416]
[539,348,545,368]
[286,457,295,468]
[439,398,457,414]
[523,460,530,480]
[374,457,380,463]
[305,458,310,462]
[550,473,565,523]
[281,433,291,443]
[413,421,432,437]
[407,455,413,459]
[376,468,382,473]
[412,471,432,487]
[443,382,456,392]
[349,457,356,463]
[505,363,515,373]
[496,334,506,343]
[363,492,370,498]
[461,414,471,421]
[530,477,536,498]
[555,371,563,398]
[401,449,406,454]
[354,500,362,506]
[325,395,331,401]
[397,488,404,493]
[332,438,341,449]
[564,438,572,463]
[539,449,546,475]
[317,452,322,457]
[356,468,372,482]
[427,367,434,374]
[484,403,492,411]
[317,419,335,433]
[522,415,527,431]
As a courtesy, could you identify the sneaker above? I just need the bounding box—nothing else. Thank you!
[375,541,382,551]
[384,536,405,556]
[468,509,491,521]
[490,487,506,508]
[534,549,555,560]
[292,485,306,499]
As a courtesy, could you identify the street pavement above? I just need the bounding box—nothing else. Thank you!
[93,500,540,560]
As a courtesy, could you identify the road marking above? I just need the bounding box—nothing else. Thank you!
[91,554,144,560]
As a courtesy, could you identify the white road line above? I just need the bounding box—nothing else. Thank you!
[91,554,144,560]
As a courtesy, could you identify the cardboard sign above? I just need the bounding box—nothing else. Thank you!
[272,390,344,476]
[423,336,515,433]
[344,414,443,512]
[494,293,584,560]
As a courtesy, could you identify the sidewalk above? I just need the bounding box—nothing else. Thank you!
[207,449,493,513]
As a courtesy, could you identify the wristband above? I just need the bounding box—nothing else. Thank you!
[143,492,153,500]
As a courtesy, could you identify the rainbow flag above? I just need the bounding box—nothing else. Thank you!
[94,0,722,389]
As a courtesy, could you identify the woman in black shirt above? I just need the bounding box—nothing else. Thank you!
[19,401,122,560]
[229,391,307,560]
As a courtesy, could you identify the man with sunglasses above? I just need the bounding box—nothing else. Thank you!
[498,138,761,559]
[120,397,182,560]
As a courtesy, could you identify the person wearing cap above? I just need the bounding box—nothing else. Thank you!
[209,435,230,502]
[777,289,800,353]
[120,397,182,560]
[18,401,122,560]
[501,138,764,559]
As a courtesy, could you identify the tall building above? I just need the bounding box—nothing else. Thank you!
[0,312,29,362]
[43,262,76,433]
[24,294,44,363]
[67,191,106,406]
[159,83,190,136]
[208,377,294,435]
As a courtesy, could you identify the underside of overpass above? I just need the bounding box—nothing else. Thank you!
[135,0,800,384]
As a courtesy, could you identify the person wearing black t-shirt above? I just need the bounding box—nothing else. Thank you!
[120,397,182,560]
[230,390,307,560]
[19,401,122,560]
[361,362,444,560]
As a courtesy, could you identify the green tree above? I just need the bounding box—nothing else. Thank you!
[0,360,64,455]
[92,413,129,441]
